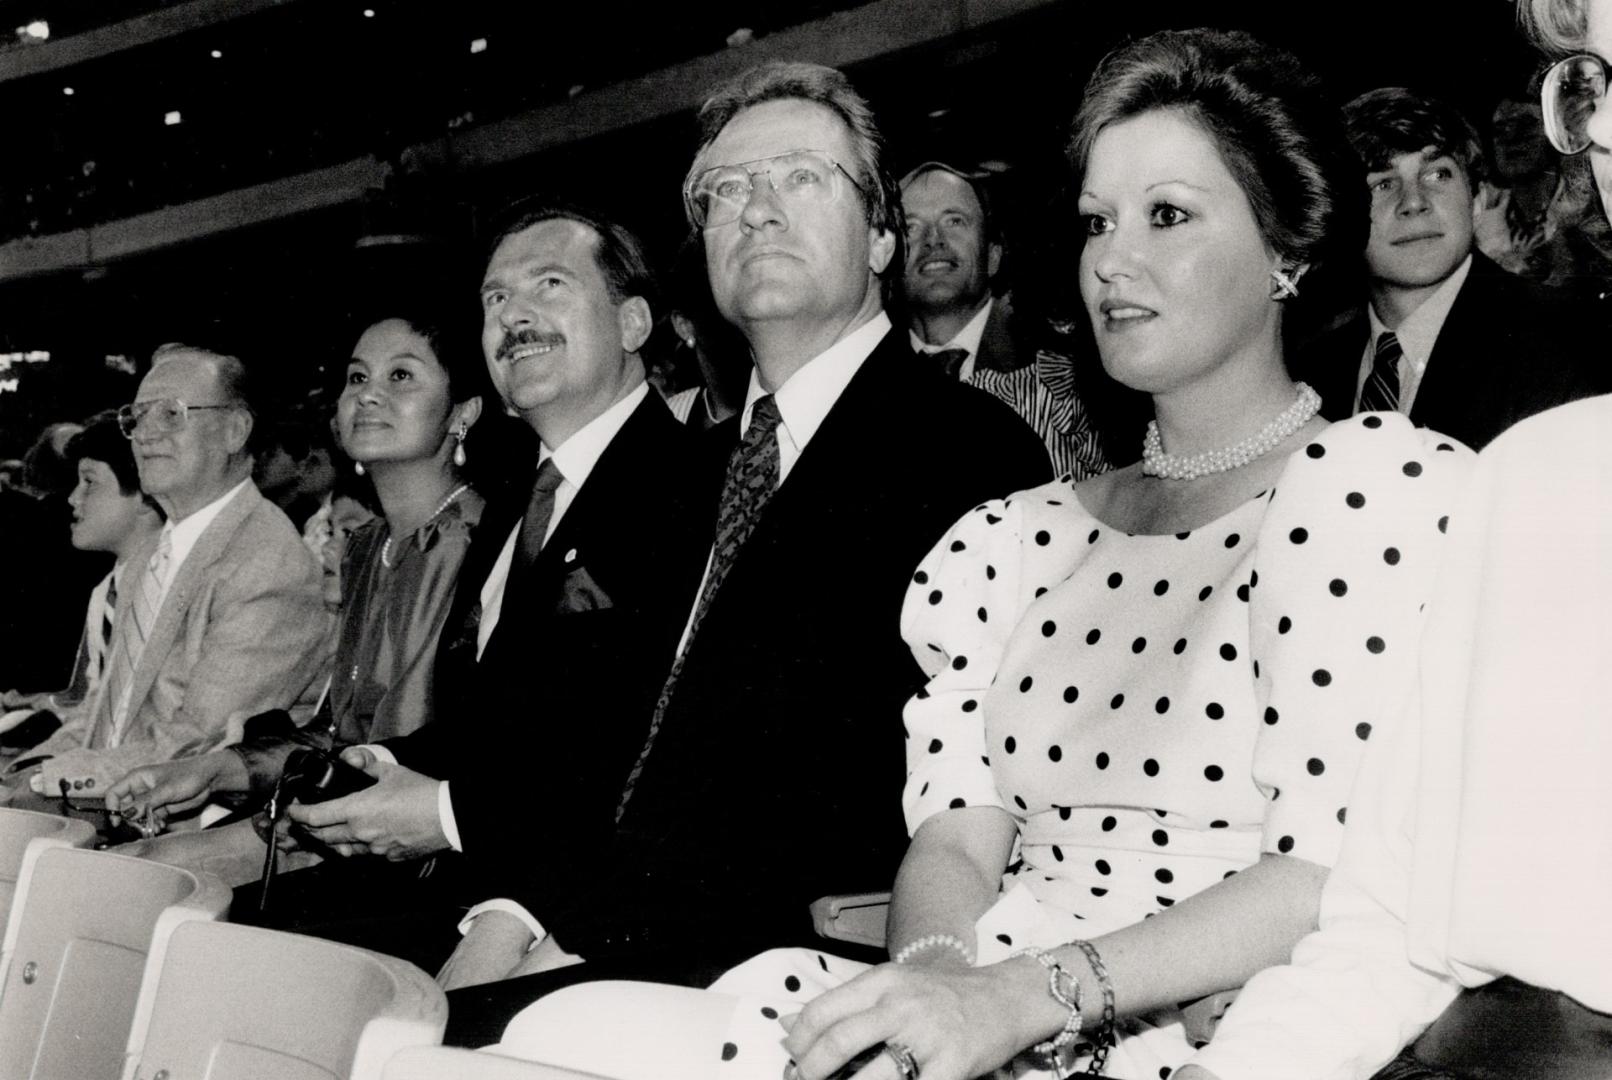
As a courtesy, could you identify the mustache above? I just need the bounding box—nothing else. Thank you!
[495,329,565,362]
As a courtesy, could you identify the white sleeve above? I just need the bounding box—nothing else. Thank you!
[458,899,547,947]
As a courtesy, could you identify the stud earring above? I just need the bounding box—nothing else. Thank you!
[1270,268,1301,300]
[452,427,467,467]
[354,460,365,476]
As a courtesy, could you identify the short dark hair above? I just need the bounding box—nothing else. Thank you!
[1070,28,1363,282]
[66,411,142,495]
[349,300,492,408]
[899,161,1001,248]
[690,61,904,277]
[1343,87,1487,189]
[483,197,660,318]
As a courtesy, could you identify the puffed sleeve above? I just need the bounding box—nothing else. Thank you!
[1247,415,1474,869]
[898,496,1036,835]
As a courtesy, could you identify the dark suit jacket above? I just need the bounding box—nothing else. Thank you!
[1295,252,1610,450]
[382,392,716,913]
[537,329,1053,971]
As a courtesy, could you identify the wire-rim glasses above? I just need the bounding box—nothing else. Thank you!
[684,148,865,229]
[117,398,238,438]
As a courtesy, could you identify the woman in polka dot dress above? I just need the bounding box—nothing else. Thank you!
[488,30,1476,1080]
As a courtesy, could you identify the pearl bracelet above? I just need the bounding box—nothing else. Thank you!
[892,933,975,966]
[1013,947,1083,1075]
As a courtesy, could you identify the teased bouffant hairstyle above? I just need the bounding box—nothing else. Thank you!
[689,60,904,276]
[1344,87,1487,190]
[1521,0,1588,54]
[1069,28,1364,282]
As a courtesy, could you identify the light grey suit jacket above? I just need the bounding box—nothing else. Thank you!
[35,481,332,794]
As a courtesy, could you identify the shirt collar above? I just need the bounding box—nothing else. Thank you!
[167,477,251,570]
[908,296,993,358]
[1368,253,1473,368]
[740,311,891,447]
[539,381,649,488]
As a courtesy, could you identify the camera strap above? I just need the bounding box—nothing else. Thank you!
[258,772,290,914]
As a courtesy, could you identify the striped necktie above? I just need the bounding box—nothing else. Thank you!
[101,529,173,746]
[1359,331,1403,414]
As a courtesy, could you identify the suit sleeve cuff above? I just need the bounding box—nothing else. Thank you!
[458,899,547,947]
[439,780,463,853]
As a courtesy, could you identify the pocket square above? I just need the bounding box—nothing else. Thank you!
[555,564,614,614]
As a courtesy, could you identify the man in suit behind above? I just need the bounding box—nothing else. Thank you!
[1295,87,1607,450]
[9,345,328,798]
[271,201,715,972]
[439,59,1052,1044]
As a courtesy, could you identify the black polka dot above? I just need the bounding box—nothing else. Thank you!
[1220,643,1238,661]
[1289,527,1308,544]
[1346,492,1366,509]
[1048,744,1063,762]
[1110,693,1125,709]
[920,782,929,796]
[1210,819,1228,829]
[961,699,978,712]
[1362,415,1383,429]
[1132,636,1147,654]
[1018,676,1032,693]
[721,1042,738,1061]
[1154,697,1170,714]
[1107,572,1124,589]
[1204,764,1224,781]
[1403,461,1423,477]
[1086,628,1101,645]
[1152,828,1169,846]
[1438,515,1449,533]
[986,565,996,580]
[1176,531,1191,540]
[1199,585,1214,601]
[1052,845,1064,861]
[1173,638,1187,654]
[1329,578,1348,597]
[1383,547,1401,565]
[1155,868,1174,884]
[1087,528,1100,544]
[913,570,929,584]
[1058,806,1072,820]
[996,933,1014,946]
[1091,887,1108,896]
[1205,702,1224,719]
[1013,794,1027,810]
[784,975,801,992]
[1264,706,1279,725]
[1366,636,1385,654]
[1154,579,1170,596]
[1041,620,1057,637]
[1305,443,1325,458]
[1143,759,1161,779]
[948,797,966,809]
[1224,533,1241,548]
[1095,859,1111,875]
[1004,736,1017,753]
[1062,685,1079,703]
[1101,815,1117,831]
[985,513,1002,525]
[761,1006,779,1020]
[949,539,967,552]
[1034,587,1048,598]
[1278,615,1292,634]
[1307,757,1326,776]
[1035,530,1051,546]
[1355,722,1372,741]
[1250,570,1259,588]
[976,607,988,622]
[927,589,943,605]
[951,655,968,670]
[1157,896,1175,908]
[1095,752,1110,769]
[1337,807,1348,824]
[1277,835,1295,853]
[928,738,943,753]
[1312,669,1332,686]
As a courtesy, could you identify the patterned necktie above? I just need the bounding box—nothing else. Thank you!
[99,572,118,653]
[614,394,784,821]
[1359,331,1403,414]
[927,347,970,381]
[101,528,172,746]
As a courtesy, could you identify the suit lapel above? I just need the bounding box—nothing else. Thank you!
[1411,255,1492,429]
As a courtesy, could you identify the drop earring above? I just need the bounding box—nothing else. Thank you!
[354,460,365,476]
[452,427,467,467]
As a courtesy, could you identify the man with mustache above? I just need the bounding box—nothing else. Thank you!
[900,161,1110,478]
[1296,87,1606,450]
[247,200,714,974]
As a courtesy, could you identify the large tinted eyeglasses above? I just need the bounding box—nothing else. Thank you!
[117,398,237,438]
[684,149,865,229]
[1542,52,1611,155]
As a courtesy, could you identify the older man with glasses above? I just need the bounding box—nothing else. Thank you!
[4,343,329,805]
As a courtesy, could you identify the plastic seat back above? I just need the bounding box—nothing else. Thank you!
[121,921,446,1080]
[0,809,96,929]
[384,1046,614,1079]
[0,844,229,1080]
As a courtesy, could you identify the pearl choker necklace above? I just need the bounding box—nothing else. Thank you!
[1141,383,1322,481]
[380,483,469,568]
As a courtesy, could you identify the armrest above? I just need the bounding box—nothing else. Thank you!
[809,891,891,950]
[384,1046,613,1080]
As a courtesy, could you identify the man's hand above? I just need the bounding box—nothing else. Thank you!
[284,747,449,861]
[436,909,536,991]
[106,752,247,823]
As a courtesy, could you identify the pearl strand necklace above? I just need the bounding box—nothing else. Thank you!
[380,482,469,568]
[1141,382,1322,481]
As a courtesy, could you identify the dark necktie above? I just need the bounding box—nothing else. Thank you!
[502,457,566,603]
[1359,331,1403,414]
[927,347,970,381]
[614,394,784,821]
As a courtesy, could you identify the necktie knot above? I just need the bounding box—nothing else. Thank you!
[148,529,173,578]
[745,394,783,446]
[927,347,970,380]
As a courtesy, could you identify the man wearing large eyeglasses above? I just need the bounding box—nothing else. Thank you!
[432,60,1051,1045]
[7,344,328,804]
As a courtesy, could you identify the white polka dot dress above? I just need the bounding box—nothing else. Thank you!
[628,415,1473,1080]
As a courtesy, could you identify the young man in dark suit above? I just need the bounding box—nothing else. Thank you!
[1295,87,1607,450]
[438,60,1051,1044]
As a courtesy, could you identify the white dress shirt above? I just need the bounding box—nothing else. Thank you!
[909,297,992,381]
[1356,254,1472,417]
[1191,395,1612,1080]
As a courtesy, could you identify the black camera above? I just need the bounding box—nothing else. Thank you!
[278,746,377,804]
